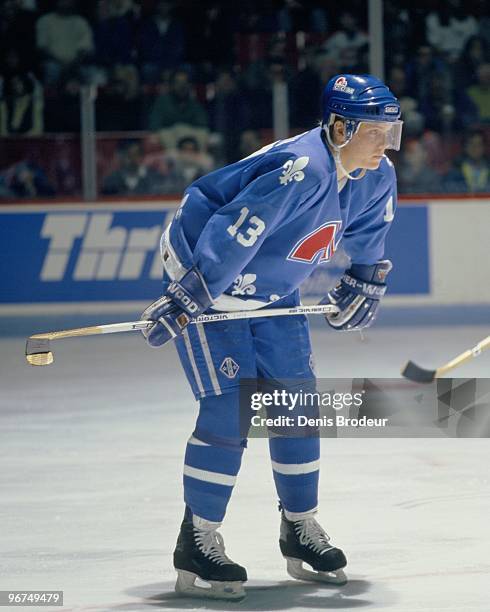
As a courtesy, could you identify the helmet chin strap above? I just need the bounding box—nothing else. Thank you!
[324,125,367,181]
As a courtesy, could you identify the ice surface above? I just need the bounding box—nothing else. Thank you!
[1,325,489,611]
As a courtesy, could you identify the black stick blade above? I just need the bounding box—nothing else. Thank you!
[26,337,54,366]
[401,360,436,384]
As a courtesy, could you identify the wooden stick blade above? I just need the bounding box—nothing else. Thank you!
[26,338,54,366]
[401,360,436,384]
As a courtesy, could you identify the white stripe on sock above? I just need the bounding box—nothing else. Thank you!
[271,459,320,475]
[284,507,319,521]
[184,465,236,486]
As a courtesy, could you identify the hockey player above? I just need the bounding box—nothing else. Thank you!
[141,74,402,600]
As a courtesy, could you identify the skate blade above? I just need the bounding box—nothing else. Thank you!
[286,557,348,585]
[175,569,246,600]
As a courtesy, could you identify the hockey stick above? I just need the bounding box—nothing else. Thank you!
[25,304,338,366]
[401,335,490,383]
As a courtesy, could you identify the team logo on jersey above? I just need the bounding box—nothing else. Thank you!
[279,156,309,185]
[231,274,257,295]
[220,357,240,379]
[333,76,354,94]
[287,221,342,264]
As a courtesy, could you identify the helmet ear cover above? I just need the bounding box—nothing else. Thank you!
[327,115,357,149]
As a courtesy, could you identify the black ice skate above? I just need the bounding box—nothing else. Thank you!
[279,511,347,585]
[173,510,248,600]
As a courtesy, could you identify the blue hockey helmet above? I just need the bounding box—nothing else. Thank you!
[322,74,402,150]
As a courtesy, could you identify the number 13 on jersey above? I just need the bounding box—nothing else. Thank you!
[227,207,266,247]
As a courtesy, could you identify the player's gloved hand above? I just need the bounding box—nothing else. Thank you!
[321,260,392,331]
[141,268,213,347]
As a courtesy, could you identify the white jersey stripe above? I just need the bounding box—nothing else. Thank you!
[182,329,205,397]
[161,224,187,281]
[271,459,320,475]
[195,323,222,396]
[184,464,237,487]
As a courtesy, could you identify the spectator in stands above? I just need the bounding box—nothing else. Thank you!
[418,72,456,133]
[101,139,167,195]
[94,0,137,72]
[43,69,81,132]
[136,0,185,83]
[96,63,142,131]
[0,72,43,135]
[207,69,247,162]
[245,57,291,129]
[147,69,208,131]
[184,2,234,74]
[235,0,284,33]
[313,53,340,88]
[52,139,80,195]
[387,67,421,131]
[464,63,490,123]
[290,48,323,128]
[398,138,443,194]
[405,45,450,108]
[0,160,55,199]
[397,110,448,175]
[384,5,413,63]
[166,136,214,190]
[241,35,292,130]
[282,1,329,33]
[36,0,94,85]
[453,35,490,89]
[425,1,478,62]
[444,129,490,192]
[141,133,171,175]
[0,0,37,75]
[477,1,490,50]
[242,34,290,90]
[238,129,261,159]
[321,11,368,68]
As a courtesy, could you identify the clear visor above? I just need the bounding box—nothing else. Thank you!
[355,120,403,151]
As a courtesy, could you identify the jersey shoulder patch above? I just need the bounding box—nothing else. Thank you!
[278,156,310,185]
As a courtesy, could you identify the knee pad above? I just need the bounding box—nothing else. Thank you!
[194,393,248,451]
[192,428,247,451]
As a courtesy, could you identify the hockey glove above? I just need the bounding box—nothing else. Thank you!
[141,268,213,347]
[321,260,392,331]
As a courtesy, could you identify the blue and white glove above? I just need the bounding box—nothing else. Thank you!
[141,268,213,347]
[321,260,392,331]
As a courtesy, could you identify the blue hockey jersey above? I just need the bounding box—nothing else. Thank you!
[162,127,397,311]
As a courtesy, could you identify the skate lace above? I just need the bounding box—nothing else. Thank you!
[295,518,333,555]
[194,528,233,566]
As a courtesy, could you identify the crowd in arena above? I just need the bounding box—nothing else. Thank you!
[0,0,489,198]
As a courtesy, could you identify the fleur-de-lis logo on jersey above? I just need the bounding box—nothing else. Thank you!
[231,274,257,295]
[279,156,309,185]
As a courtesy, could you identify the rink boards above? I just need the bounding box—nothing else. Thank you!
[0,199,489,314]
